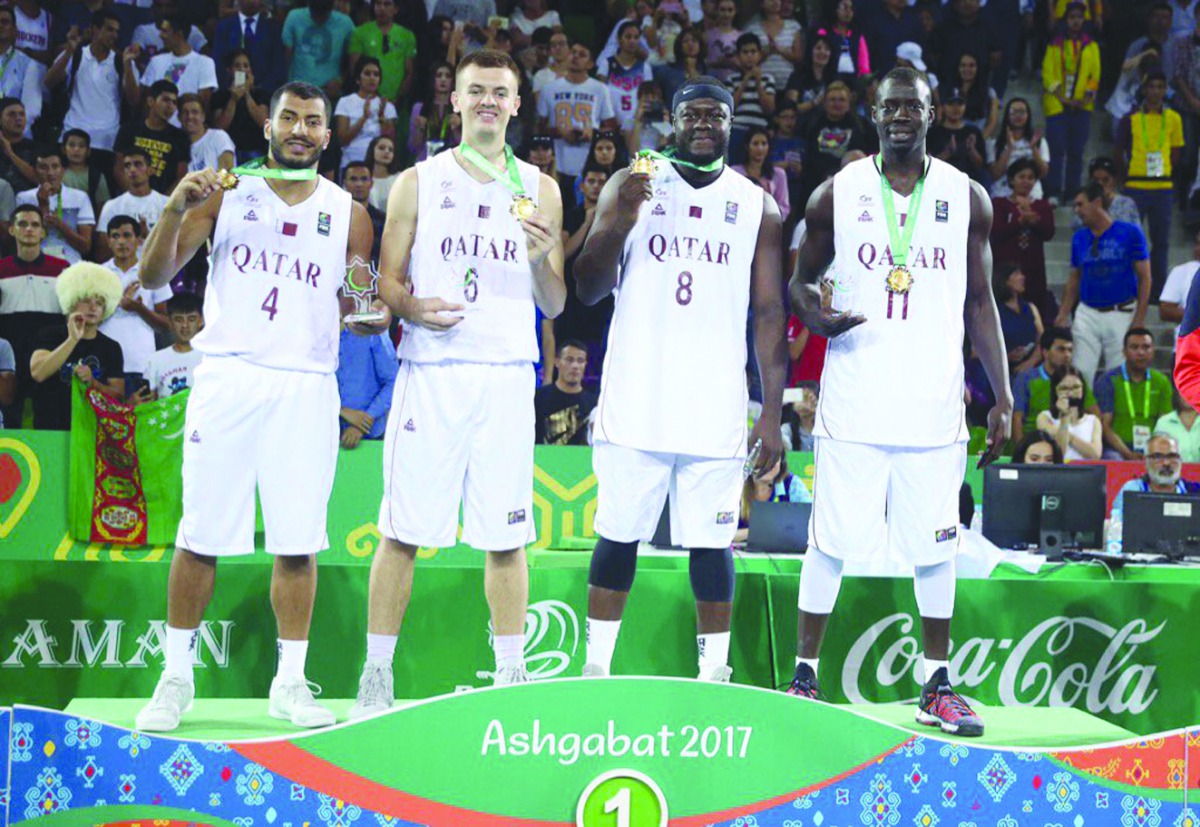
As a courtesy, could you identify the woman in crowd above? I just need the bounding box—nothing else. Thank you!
[987,98,1050,198]
[815,0,870,78]
[704,0,742,82]
[180,94,236,174]
[734,126,790,222]
[654,27,706,104]
[746,0,805,90]
[947,51,998,138]
[784,32,837,123]
[366,136,401,214]
[735,456,812,542]
[1012,430,1065,464]
[334,56,397,172]
[408,61,460,163]
[993,261,1045,377]
[990,158,1057,321]
[211,49,269,163]
[521,134,575,212]
[1036,366,1103,461]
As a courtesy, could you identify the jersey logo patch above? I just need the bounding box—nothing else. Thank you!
[725,201,738,223]
[404,418,415,432]
[478,205,490,218]
[318,212,331,236]
[189,430,201,444]
[935,200,949,222]
[508,509,526,524]
[243,210,258,222]
[441,196,455,209]
[688,206,702,218]
[858,210,872,222]
[276,220,297,237]
[651,203,666,216]
[935,526,958,543]
[716,511,735,525]
[858,193,873,205]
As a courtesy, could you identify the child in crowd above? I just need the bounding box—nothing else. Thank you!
[135,292,204,403]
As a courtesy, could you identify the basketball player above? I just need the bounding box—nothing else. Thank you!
[348,50,565,718]
[574,75,786,682]
[785,68,1011,736]
[134,81,386,732]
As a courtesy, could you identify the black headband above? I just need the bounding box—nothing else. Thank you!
[672,82,734,115]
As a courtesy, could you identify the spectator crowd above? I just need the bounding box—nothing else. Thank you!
[0,0,1198,477]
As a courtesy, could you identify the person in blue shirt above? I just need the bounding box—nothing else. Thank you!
[1111,433,1200,515]
[335,328,397,449]
[1055,179,1151,384]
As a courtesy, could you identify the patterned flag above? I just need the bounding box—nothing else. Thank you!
[69,382,189,545]
[276,220,298,236]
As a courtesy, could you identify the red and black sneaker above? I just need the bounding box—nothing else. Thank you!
[784,662,822,699]
[916,667,984,737]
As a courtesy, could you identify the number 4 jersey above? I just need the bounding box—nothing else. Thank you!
[594,163,765,458]
[195,175,352,373]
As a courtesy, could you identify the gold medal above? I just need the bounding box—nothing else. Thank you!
[216,168,240,190]
[509,195,537,221]
[885,266,913,295]
[630,151,657,177]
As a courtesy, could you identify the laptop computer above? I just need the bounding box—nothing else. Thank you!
[1121,491,1200,559]
[746,501,810,554]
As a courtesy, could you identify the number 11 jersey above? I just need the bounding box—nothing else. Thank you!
[594,163,765,459]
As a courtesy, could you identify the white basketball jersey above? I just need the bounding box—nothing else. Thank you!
[594,163,765,458]
[399,149,541,365]
[194,175,352,374]
[815,155,970,447]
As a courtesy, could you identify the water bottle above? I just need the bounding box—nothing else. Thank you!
[1106,512,1123,556]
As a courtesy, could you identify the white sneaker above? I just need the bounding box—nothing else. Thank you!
[135,673,194,732]
[582,663,609,678]
[493,664,531,685]
[699,665,733,683]
[268,676,336,728]
[348,660,394,720]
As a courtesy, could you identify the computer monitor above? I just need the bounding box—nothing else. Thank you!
[1121,492,1200,558]
[746,501,810,554]
[982,464,1107,556]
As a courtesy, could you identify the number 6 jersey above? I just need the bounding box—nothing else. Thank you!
[194,175,352,374]
[594,163,765,459]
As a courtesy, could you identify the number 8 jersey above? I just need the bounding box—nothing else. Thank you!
[194,175,352,374]
[594,163,765,459]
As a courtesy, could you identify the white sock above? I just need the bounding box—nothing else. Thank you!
[586,618,622,672]
[276,638,308,680]
[797,656,819,677]
[697,632,730,672]
[923,657,950,684]
[494,634,524,670]
[366,633,397,665]
[164,625,198,683]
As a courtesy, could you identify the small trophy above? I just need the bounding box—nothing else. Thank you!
[343,256,386,325]
[630,150,657,177]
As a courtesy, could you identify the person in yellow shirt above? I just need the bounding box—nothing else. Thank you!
[1042,2,1101,203]
[1119,71,1185,301]
[1047,0,1103,35]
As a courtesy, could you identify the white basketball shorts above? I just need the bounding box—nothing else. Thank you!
[593,440,744,549]
[808,437,967,565]
[378,360,536,550]
[176,356,339,557]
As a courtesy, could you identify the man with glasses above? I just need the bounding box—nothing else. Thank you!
[1111,433,1200,516]
[1095,327,1174,459]
[1055,179,1151,383]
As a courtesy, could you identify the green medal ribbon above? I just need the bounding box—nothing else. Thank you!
[878,159,927,270]
[458,143,526,197]
[635,147,725,173]
[231,157,318,181]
